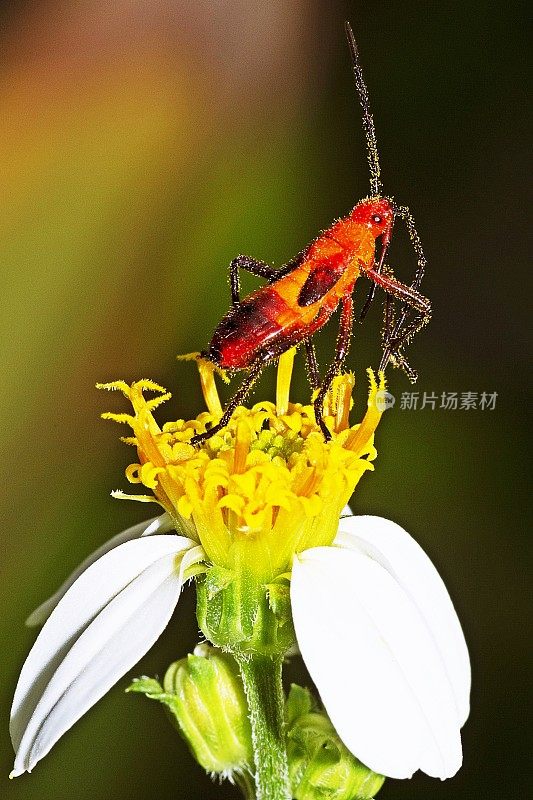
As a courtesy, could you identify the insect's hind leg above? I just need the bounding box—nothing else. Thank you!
[366,267,431,316]
[379,203,429,376]
[190,358,264,446]
[304,339,321,391]
[379,282,418,381]
[314,295,353,442]
[359,216,395,322]
[365,264,431,380]
[230,255,279,305]
[379,307,430,380]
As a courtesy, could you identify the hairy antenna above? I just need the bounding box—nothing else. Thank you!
[345,21,382,197]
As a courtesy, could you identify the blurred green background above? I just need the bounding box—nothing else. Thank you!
[1,1,529,798]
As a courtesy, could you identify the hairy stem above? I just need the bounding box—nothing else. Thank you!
[235,655,291,800]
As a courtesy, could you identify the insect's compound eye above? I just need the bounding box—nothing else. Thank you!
[371,214,382,225]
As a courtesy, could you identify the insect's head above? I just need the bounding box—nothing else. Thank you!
[351,197,394,238]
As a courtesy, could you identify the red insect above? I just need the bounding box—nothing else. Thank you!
[192,23,431,445]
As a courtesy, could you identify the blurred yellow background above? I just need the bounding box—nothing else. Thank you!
[1,2,529,799]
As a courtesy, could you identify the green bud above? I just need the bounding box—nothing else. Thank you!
[286,685,385,800]
[128,644,253,776]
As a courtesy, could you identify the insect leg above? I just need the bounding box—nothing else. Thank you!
[381,305,419,381]
[366,268,431,316]
[359,217,395,321]
[190,358,264,446]
[314,295,354,441]
[304,339,321,391]
[381,292,405,368]
[393,204,426,291]
[379,310,429,380]
[229,255,279,305]
[381,203,428,368]
[359,278,378,323]
[382,292,394,343]
[366,266,431,380]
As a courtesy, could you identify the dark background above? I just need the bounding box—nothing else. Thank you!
[1,2,530,799]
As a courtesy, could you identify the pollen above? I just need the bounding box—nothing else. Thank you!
[98,350,386,580]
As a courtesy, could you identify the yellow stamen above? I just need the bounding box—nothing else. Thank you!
[345,369,385,454]
[234,418,252,474]
[101,412,136,426]
[135,379,169,393]
[293,466,320,498]
[96,380,131,396]
[335,372,355,432]
[125,464,142,483]
[178,352,228,417]
[111,489,162,504]
[145,392,172,410]
[276,348,296,416]
[198,359,224,419]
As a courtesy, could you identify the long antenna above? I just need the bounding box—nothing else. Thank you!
[345,21,382,197]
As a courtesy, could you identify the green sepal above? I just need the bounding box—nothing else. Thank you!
[204,564,235,599]
[126,677,178,712]
[126,676,164,697]
[266,583,291,625]
[196,569,296,657]
[285,683,316,727]
[126,676,186,730]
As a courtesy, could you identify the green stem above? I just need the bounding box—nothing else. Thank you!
[235,654,291,800]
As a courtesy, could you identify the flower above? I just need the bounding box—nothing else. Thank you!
[11,352,470,783]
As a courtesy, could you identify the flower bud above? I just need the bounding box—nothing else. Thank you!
[286,685,385,800]
[128,644,253,776]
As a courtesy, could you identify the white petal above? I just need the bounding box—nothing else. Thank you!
[291,545,463,780]
[335,515,470,726]
[11,534,199,776]
[340,504,353,518]
[25,513,174,626]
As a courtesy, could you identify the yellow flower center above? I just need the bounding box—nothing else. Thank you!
[98,351,386,581]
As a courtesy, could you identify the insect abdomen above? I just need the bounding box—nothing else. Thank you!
[207,290,288,369]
